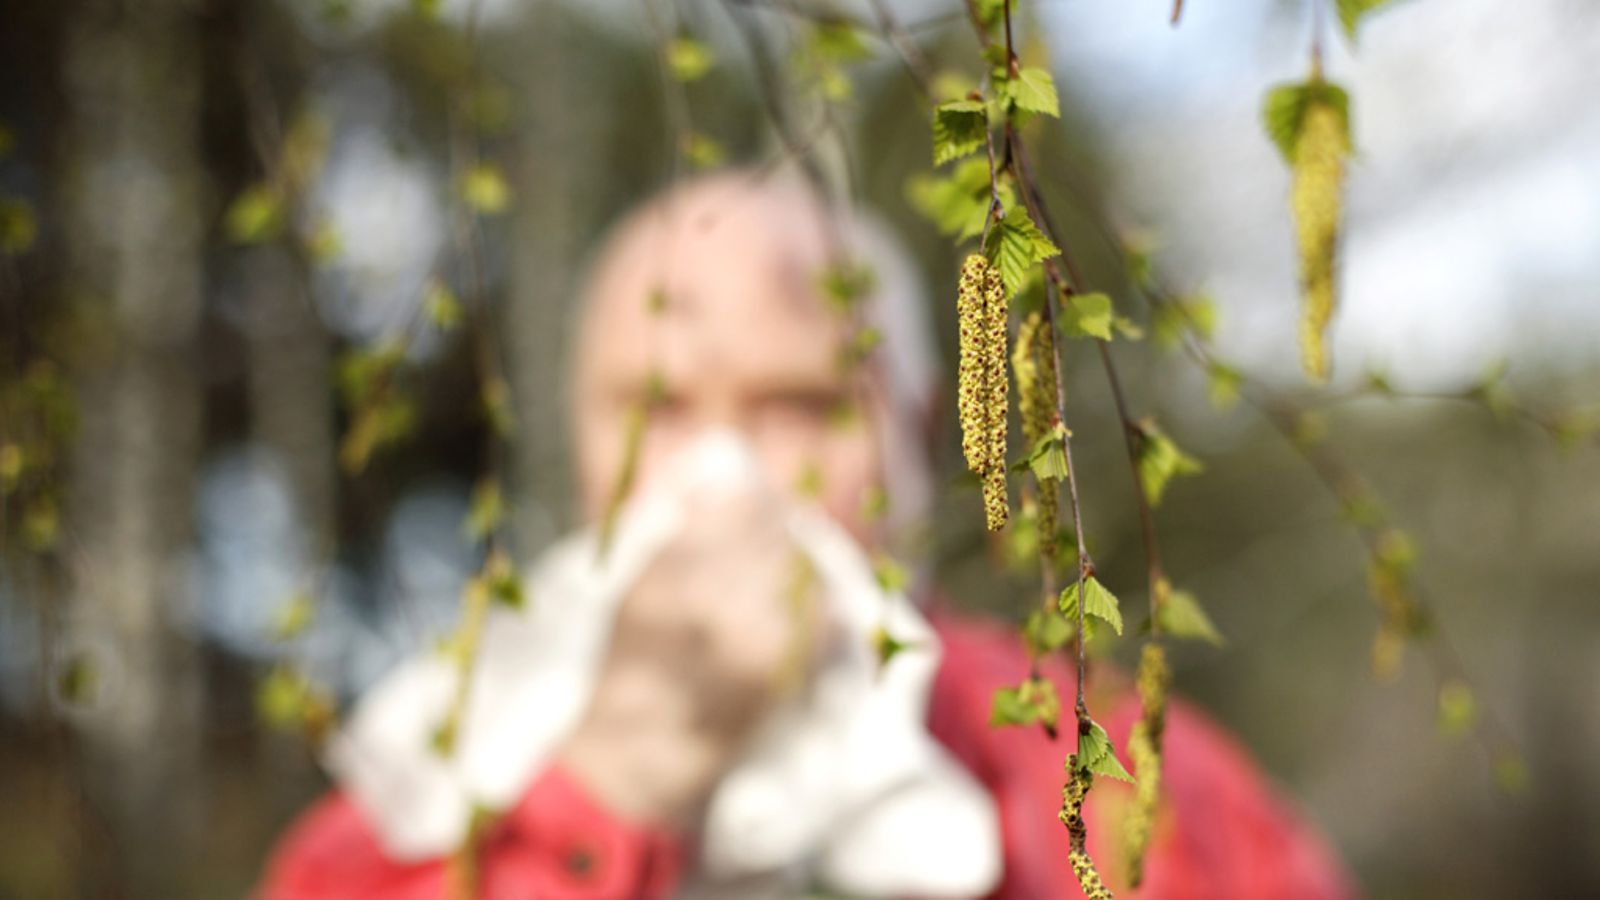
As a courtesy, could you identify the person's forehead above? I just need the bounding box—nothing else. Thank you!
[579,180,847,381]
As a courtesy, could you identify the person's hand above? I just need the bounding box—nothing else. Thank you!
[554,490,826,830]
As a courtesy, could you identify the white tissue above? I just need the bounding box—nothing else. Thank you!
[325,430,1000,897]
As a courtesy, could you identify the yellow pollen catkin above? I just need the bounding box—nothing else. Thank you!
[1292,99,1349,382]
[1124,642,1170,887]
[1012,310,1059,552]
[1060,758,1114,899]
[957,254,1010,531]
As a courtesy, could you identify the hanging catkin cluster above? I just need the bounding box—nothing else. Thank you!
[1060,757,1113,900]
[1123,642,1171,887]
[1012,310,1059,552]
[957,254,1010,530]
[1292,96,1349,382]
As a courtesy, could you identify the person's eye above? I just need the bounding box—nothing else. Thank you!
[755,389,845,428]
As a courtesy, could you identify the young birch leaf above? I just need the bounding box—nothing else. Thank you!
[873,625,911,667]
[990,685,1032,726]
[932,99,988,166]
[460,163,511,214]
[0,198,35,255]
[990,677,1060,730]
[1137,422,1203,507]
[225,184,284,243]
[1207,363,1243,410]
[270,592,316,641]
[1024,608,1074,655]
[424,280,463,330]
[1336,0,1398,43]
[1262,79,1350,163]
[1493,751,1529,795]
[666,37,715,82]
[872,554,909,594]
[983,206,1059,296]
[1156,580,1225,646]
[682,132,725,169]
[1014,425,1068,480]
[1059,292,1114,341]
[1437,679,1477,738]
[464,478,505,540]
[1077,719,1136,782]
[1060,576,1124,636]
[1152,295,1217,349]
[1004,67,1061,117]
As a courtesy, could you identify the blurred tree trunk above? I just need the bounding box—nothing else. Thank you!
[244,249,336,559]
[505,5,582,550]
[60,0,205,894]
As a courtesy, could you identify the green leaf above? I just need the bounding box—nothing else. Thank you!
[224,184,284,244]
[932,99,989,166]
[1156,580,1225,646]
[1014,424,1068,481]
[460,163,511,214]
[1060,292,1114,341]
[1002,67,1060,117]
[1023,608,1074,655]
[271,592,316,641]
[1136,421,1203,507]
[1551,411,1598,451]
[1262,80,1352,163]
[1112,316,1145,341]
[1206,363,1242,410]
[666,37,715,83]
[906,159,1012,241]
[481,376,516,437]
[873,554,909,593]
[818,262,876,311]
[1152,296,1217,349]
[0,197,37,254]
[1336,0,1398,43]
[972,0,1007,28]
[873,625,911,667]
[424,280,463,330]
[464,478,504,540]
[1493,751,1529,795]
[303,219,342,265]
[990,677,1060,730]
[1437,679,1476,738]
[55,652,100,706]
[809,22,871,62]
[1076,719,1136,782]
[682,132,725,169]
[485,549,524,609]
[1373,528,1417,573]
[983,205,1059,296]
[1060,576,1124,636]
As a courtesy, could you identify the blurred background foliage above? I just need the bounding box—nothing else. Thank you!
[0,0,1597,897]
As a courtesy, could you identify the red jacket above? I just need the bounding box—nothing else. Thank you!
[261,614,1355,899]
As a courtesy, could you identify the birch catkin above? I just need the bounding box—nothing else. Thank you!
[1060,759,1113,900]
[957,254,1010,530]
[1013,310,1059,551]
[1124,642,1170,887]
[1292,98,1348,382]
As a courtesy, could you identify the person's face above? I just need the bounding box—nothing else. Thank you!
[572,188,888,547]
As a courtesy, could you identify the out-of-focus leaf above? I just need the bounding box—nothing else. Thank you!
[932,99,988,166]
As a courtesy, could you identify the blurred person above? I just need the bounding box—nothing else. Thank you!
[260,173,1354,899]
